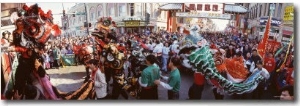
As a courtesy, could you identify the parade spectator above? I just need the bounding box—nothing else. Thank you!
[154,57,181,100]
[52,45,61,69]
[226,45,236,58]
[161,42,170,73]
[279,85,294,100]
[139,55,160,99]
[242,44,251,58]
[60,46,68,56]
[66,46,73,54]
[169,40,179,56]
[245,52,252,70]
[250,49,262,68]
[1,31,10,47]
[251,60,270,99]
[188,71,205,100]
[43,51,50,70]
[275,52,286,70]
[153,40,163,68]
[264,52,276,73]
[86,59,109,100]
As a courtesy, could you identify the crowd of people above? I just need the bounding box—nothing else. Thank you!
[1,28,294,100]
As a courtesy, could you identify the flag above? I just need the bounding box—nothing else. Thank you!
[276,35,294,72]
[257,16,271,60]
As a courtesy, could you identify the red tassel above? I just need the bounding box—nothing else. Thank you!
[39,8,45,17]
[46,10,52,18]
[23,5,29,11]
[51,25,61,36]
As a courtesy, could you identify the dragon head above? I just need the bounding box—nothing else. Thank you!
[178,25,209,69]
[11,4,61,49]
[91,17,117,42]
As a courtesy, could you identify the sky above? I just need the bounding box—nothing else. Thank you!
[211,19,229,31]
[26,3,76,26]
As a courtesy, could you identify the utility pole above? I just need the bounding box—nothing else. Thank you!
[84,3,95,59]
[84,3,89,36]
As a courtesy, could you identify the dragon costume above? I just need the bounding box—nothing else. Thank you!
[3,4,61,100]
[179,25,267,95]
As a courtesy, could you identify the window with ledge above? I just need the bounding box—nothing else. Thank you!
[197,4,202,11]
[89,7,95,21]
[108,3,115,17]
[97,5,103,17]
[212,5,218,11]
[119,3,126,16]
[189,4,195,10]
[205,4,210,11]
[130,3,134,16]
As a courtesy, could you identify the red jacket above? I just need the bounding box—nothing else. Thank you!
[264,57,276,72]
[194,72,205,85]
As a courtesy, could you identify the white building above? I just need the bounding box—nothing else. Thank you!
[64,3,168,36]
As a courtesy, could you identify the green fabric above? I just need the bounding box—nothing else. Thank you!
[61,54,75,66]
[141,65,160,87]
[5,56,18,96]
[168,68,181,92]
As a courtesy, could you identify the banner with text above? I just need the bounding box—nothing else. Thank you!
[61,54,76,66]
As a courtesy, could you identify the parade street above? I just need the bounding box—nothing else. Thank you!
[47,65,217,100]
[1,3,294,101]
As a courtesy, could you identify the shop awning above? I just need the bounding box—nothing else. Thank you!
[224,4,248,14]
[159,3,183,10]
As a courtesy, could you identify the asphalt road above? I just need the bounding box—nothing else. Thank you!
[47,65,219,100]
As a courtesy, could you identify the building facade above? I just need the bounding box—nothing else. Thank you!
[64,3,168,36]
[245,3,292,43]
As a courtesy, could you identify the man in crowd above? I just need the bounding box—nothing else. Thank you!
[138,55,160,99]
[279,85,294,100]
[154,57,181,100]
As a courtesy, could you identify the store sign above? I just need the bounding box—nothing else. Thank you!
[176,12,231,20]
[117,22,125,27]
[259,17,282,26]
[125,21,140,27]
[283,5,294,21]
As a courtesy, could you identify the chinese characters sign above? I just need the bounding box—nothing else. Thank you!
[176,12,231,20]
[125,21,140,27]
[283,5,293,21]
